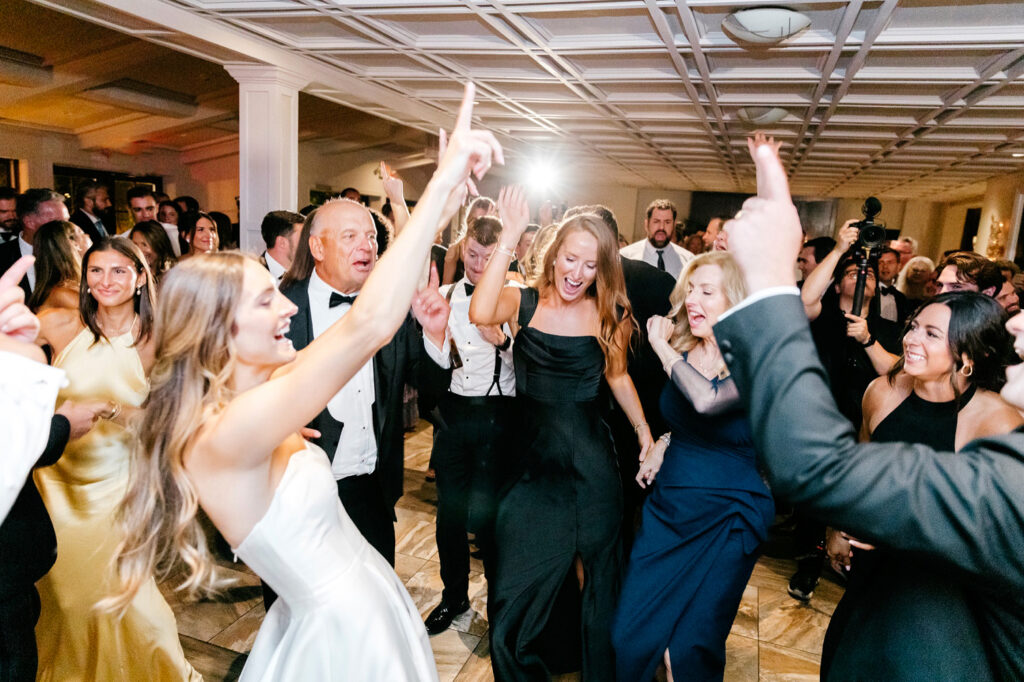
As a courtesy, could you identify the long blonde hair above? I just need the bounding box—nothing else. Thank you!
[101,252,248,616]
[533,214,635,375]
[667,251,747,353]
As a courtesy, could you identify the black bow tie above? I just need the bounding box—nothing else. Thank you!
[464,283,475,295]
[329,292,357,308]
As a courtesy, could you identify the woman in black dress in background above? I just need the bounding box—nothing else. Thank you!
[470,187,652,681]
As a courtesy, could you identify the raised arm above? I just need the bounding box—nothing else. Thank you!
[209,84,503,458]
[801,221,857,320]
[647,315,740,415]
[380,161,411,233]
[469,185,528,326]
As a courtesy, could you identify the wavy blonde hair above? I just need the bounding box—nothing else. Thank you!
[100,252,249,616]
[532,214,635,375]
[667,251,748,354]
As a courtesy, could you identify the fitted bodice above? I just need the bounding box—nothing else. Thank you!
[233,446,376,613]
[513,287,605,402]
[657,372,767,494]
[43,327,148,498]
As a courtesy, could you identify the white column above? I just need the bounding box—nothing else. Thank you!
[224,64,309,253]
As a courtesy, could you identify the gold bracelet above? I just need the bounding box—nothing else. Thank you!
[633,421,648,433]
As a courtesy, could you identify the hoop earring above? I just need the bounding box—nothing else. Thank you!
[960,364,973,377]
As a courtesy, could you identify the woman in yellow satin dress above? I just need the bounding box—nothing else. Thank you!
[34,237,199,681]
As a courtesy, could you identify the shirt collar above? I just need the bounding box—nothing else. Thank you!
[265,252,286,278]
[309,268,358,304]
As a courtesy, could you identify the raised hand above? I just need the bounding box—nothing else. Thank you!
[380,161,405,203]
[836,219,860,253]
[0,256,40,343]
[726,133,803,292]
[435,84,504,221]
[646,315,674,344]
[497,185,530,243]
[411,263,451,347]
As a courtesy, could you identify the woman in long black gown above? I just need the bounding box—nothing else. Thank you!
[470,187,652,681]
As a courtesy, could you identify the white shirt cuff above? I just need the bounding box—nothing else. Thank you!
[423,329,451,369]
[719,287,800,321]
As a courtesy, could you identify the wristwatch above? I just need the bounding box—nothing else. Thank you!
[497,333,512,351]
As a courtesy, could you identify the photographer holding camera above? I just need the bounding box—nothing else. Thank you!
[788,218,903,602]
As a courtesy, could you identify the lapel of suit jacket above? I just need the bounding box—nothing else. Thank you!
[282,277,314,351]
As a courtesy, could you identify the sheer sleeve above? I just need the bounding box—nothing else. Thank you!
[668,356,741,416]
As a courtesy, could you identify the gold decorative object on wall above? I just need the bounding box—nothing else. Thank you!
[987,217,1008,259]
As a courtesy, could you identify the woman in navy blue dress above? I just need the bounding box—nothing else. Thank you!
[612,251,774,681]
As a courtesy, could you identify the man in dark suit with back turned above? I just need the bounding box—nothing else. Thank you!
[278,198,450,569]
[716,134,1024,681]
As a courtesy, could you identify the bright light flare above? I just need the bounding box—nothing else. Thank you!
[524,160,560,195]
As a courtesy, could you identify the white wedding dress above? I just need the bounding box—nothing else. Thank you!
[234,444,438,681]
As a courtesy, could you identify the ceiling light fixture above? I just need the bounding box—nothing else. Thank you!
[1012,152,1024,158]
[722,7,812,45]
[0,46,52,87]
[79,79,197,118]
[736,106,789,125]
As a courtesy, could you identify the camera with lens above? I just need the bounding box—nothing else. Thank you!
[849,197,886,317]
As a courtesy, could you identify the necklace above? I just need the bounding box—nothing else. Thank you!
[100,313,138,339]
[693,341,721,377]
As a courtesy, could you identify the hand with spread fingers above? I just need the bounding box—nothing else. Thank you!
[496,185,530,246]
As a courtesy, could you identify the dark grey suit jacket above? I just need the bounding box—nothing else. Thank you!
[714,293,1024,681]
[0,238,30,298]
[280,276,450,506]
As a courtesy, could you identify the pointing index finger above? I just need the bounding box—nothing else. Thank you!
[0,255,34,293]
[752,141,791,203]
[453,82,476,134]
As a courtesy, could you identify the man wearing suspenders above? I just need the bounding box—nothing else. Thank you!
[424,215,519,635]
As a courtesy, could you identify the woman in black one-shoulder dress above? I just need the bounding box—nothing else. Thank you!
[470,187,652,681]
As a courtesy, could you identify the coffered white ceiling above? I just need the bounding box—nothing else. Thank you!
[9,0,1024,200]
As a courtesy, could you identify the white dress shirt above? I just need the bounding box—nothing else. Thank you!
[264,252,286,283]
[17,235,35,290]
[159,222,182,257]
[307,270,378,480]
[439,278,516,397]
[619,239,694,279]
[0,352,66,522]
[877,284,899,322]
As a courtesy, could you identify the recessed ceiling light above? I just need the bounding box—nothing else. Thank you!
[736,106,789,125]
[1012,152,1024,158]
[722,7,812,45]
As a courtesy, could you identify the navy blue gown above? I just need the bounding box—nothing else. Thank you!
[490,288,623,681]
[611,362,773,681]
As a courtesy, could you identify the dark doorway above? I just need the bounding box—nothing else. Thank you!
[53,166,163,235]
[960,207,981,252]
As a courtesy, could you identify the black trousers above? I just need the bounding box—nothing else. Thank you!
[0,588,40,682]
[433,394,514,604]
[262,471,396,610]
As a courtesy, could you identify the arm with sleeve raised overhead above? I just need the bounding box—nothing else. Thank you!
[718,132,1024,591]
[800,221,858,321]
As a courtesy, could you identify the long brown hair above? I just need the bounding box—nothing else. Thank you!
[101,252,248,616]
[79,238,156,346]
[29,220,81,311]
[533,214,635,375]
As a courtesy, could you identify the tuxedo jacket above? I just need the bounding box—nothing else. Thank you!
[0,238,30,299]
[714,293,1024,681]
[281,276,449,506]
[69,209,105,244]
[0,416,69,598]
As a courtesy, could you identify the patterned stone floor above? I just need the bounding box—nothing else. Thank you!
[165,421,843,681]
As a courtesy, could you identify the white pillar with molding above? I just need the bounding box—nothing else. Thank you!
[224,64,309,253]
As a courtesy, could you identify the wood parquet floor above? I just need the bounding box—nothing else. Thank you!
[164,421,843,681]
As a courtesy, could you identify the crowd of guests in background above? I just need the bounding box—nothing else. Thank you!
[3,119,1024,682]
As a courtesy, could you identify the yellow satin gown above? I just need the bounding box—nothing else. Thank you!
[33,327,201,682]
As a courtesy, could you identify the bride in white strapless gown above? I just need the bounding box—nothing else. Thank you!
[236,445,436,681]
[105,84,500,681]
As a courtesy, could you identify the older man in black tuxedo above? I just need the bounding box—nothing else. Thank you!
[715,134,1024,681]
[278,199,450,571]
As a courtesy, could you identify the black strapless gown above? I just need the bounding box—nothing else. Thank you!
[490,288,622,682]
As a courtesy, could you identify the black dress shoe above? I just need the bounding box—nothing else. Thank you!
[424,598,470,635]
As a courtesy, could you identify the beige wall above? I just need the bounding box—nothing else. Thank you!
[976,169,1024,260]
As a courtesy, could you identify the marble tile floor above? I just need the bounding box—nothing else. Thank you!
[165,421,843,681]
